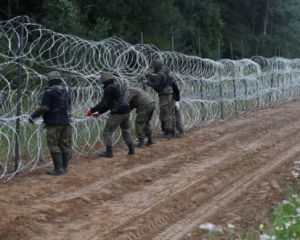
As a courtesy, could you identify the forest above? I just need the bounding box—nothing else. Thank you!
[1,0,300,60]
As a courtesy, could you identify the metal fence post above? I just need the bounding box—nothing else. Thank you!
[171,35,174,71]
[199,36,205,121]
[244,79,248,110]
[241,39,244,59]
[255,46,260,108]
[218,39,224,119]
[269,74,274,104]
[14,15,25,172]
[198,36,202,58]
[141,32,146,91]
[68,36,73,160]
[231,40,238,114]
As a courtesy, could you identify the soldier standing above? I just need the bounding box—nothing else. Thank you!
[29,71,71,175]
[161,66,184,138]
[125,86,156,148]
[144,59,174,138]
[86,72,135,158]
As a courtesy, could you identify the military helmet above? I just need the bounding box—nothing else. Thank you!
[47,71,63,82]
[161,65,170,75]
[100,72,114,83]
[151,59,163,69]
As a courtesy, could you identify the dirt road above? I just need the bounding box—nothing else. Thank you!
[1,100,300,240]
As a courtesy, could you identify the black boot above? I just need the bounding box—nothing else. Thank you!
[99,146,113,158]
[47,153,65,175]
[177,131,184,138]
[62,153,70,173]
[128,145,135,155]
[159,129,172,139]
[135,138,146,148]
[146,135,155,146]
[171,130,175,138]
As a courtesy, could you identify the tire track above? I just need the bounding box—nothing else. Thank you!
[95,141,260,239]
[152,142,300,240]
[48,106,296,204]
[96,119,300,240]
[49,124,255,203]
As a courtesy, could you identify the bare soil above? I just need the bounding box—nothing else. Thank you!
[1,100,300,240]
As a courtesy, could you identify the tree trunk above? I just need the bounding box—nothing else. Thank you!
[7,0,11,19]
[251,0,258,35]
[263,0,270,47]
[263,0,270,36]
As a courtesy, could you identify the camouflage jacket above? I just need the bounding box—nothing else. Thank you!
[34,81,71,126]
[145,70,173,96]
[125,87,155,110]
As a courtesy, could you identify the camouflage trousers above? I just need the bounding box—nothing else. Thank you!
[161,101,184,133]
[46,125,71,154]
[136,102,156,138]
[174,107,184,132]
[103,113,134,147]
[159,94,174,130]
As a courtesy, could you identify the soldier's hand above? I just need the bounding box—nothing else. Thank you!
[143,78,148,84]
[29,115,35,124]
[175,102,180,110]
[92,111,101,118]
[86,110,93,116]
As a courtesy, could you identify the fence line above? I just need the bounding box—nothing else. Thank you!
[1,16,300,180]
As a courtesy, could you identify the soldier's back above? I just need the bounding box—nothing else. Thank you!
[126,87,155,110]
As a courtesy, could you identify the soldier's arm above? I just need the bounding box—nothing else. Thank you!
[33,90,51,117]
[145,73,161,89]
[173,82,180,101]
[90,87,114,113]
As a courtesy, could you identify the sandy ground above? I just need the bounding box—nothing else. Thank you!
[1,99,300,240]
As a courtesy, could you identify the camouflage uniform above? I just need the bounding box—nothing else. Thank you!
[46,125,71,153]
[34,84,71,154]
[161,65,184,137]
[103,113,133,147]
[29,71,71,175]
[88,72,134,157]
[145,60,174,138]
[125,87,156,139]
[175,108,184,133]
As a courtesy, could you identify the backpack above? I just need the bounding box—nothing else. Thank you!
[49,87,71,114]
[107,83,128,112]
[116,83,128,109]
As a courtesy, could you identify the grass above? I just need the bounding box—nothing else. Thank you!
[188,160,300,240]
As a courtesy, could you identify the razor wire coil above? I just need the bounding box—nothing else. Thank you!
[1,16,300,180]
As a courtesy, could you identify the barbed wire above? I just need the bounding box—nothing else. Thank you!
[1,16,300,180]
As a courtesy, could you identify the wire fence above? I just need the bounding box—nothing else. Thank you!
[1,16,300,181]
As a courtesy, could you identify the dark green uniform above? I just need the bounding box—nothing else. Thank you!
[33,84,71,154]
[88,72,135,157]
[161,65,184,137]
[29,71,71,175]
[175,107,184,133]
[145,61,174,138]
[125,87,156,139]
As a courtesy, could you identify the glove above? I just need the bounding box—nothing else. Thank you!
[92,111,101,118]
[29,114,36,124]
[143,78,148,84]
[86,110,93,116]
[175,102,180,110]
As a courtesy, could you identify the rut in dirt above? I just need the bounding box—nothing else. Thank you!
[1,100,300,240]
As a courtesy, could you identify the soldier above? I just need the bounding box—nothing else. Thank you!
[125,86,156,148]
[144,59,174,138]
[29,71,71,175]
[161,66,184,138]
[86,72,135,158]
